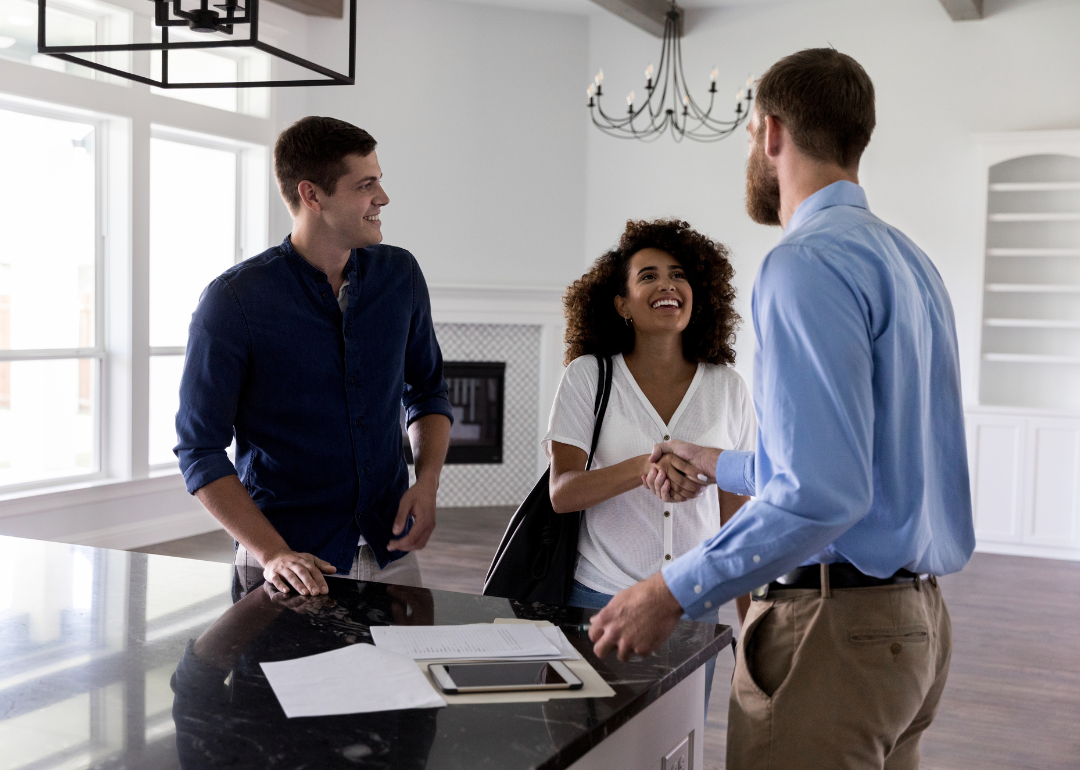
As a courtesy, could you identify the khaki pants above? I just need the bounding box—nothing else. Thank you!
[234,543,424,593]
[728,571,952,770]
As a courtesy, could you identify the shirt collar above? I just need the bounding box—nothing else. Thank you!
[282,235,357,281]
[785,180,869,235]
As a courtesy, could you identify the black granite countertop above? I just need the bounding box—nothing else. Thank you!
[0,535,730,770]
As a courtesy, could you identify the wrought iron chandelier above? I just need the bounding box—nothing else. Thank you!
[36,0,356,88]
[587,2,753,142]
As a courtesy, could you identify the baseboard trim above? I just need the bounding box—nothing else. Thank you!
[66,509,224,551]
[975,541,1080,562]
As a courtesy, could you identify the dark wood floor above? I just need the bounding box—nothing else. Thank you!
[136,510,1080,770]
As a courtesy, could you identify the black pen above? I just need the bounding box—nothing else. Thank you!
[563,623,592,632]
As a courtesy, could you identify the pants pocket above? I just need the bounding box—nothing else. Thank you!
[848,626,929,646]
[743,604,795,698]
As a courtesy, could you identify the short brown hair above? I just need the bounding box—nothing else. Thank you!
[756,48,875,169]
[563,219,739,367]
[274,116,377,212]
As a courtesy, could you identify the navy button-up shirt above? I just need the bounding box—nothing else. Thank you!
[175,236,453,572]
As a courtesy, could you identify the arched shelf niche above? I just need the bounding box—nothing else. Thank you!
[979,151,1080,412]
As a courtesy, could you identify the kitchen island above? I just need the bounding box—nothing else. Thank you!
[0,535,730,769]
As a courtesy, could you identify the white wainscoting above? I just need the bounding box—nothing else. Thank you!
[0,284,566,550]
[967,406,1080,560]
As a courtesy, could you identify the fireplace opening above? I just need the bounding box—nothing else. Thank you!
[402,361,505,465]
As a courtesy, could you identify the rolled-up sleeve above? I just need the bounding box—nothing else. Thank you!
[715,450,755,497]
[175,279,249,495]
[663,245,876,619]
[401,258,453,426]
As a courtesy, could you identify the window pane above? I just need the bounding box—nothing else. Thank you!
[0,0,132,80]
[149,354,184,467]
[150,138,237,348]
[0,108,96,350]
[151,48,239,112]
[0,358,96,487]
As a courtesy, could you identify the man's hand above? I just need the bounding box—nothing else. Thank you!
[649,439,722,480]
[642,453,706,503]
[262,550,336,596]
[589,572,684,662]
[388,479,437,552]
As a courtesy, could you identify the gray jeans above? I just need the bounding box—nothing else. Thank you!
[234,542,424,592]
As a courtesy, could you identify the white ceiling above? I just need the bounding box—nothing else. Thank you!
[428,0,806,16]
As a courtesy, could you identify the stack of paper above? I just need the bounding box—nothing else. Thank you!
[260,643,446,718]
[370,623,575,661]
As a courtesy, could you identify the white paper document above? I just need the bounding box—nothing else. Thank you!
[370,623,563,661]
[260,643,446,718]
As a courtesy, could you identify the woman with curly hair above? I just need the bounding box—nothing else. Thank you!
[542,219,755,710]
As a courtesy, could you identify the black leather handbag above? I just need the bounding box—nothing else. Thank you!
[482,355,614,605]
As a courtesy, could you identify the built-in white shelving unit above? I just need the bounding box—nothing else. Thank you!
[967,132,1080,561]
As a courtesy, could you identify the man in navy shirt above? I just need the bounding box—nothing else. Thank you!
[176,117,453,596]
[589,51,974,768]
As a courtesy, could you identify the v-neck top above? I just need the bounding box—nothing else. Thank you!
[543,353,756,594]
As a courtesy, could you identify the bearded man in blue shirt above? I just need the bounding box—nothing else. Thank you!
[588,50,975,769]
[176,117,453,597]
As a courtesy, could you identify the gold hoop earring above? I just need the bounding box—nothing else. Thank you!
[624,316,633,327]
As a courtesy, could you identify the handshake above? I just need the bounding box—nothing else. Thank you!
[640,440,724,504]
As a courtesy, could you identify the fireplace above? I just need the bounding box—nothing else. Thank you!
[403,361,506,465]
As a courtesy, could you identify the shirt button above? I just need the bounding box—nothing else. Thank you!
[343,328,350,338]
[753,555,761,563]
[704,601,713,609]
[694,585,702,594]
[663,434,670,441]
[363,466,370,476]
[349,375,357,384]
[354,418,363,428]
[321,291,329,299]
[665,554,671,560]
[664,511,670,518]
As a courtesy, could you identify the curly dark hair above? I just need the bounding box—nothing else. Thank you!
[563,218,739,366]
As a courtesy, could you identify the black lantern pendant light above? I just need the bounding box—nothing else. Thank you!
[587,1,753,142]
[36,0,356,88]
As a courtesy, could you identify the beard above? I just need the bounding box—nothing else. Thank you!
[745,133,782,226]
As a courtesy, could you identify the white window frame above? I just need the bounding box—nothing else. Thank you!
[0,96,108,493]
[0,30,276,497]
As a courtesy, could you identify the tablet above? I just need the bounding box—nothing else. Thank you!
[429,660,584,694]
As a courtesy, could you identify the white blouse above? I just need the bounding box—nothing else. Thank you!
[543,353,756,595]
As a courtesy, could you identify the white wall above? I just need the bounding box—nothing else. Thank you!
[585,0,1080,395]
[276,0,591,290]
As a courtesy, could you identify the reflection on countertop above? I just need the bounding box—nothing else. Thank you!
[0,535,730,770]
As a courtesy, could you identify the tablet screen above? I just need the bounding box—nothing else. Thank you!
[442,661,568,688]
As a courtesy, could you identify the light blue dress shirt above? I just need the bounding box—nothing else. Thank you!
[662,181,975,619]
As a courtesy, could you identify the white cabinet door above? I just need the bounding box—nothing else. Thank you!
[967,413,1026,543]
[1024,419,1080,548]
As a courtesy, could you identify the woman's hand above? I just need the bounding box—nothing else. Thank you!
[642,453,707,503]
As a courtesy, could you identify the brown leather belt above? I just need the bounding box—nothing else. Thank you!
[751,563,928,601]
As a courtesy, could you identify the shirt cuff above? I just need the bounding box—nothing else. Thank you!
[404,398,454,427]
[181,453,239,495]
[715,449,754,497]
[662,548,719,622]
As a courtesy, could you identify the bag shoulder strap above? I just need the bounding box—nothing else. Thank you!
[585,355,614,472]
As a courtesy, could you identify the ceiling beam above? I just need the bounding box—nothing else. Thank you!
[265,0,342,18]
[938,0,984,21]
[587,0,671,38]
